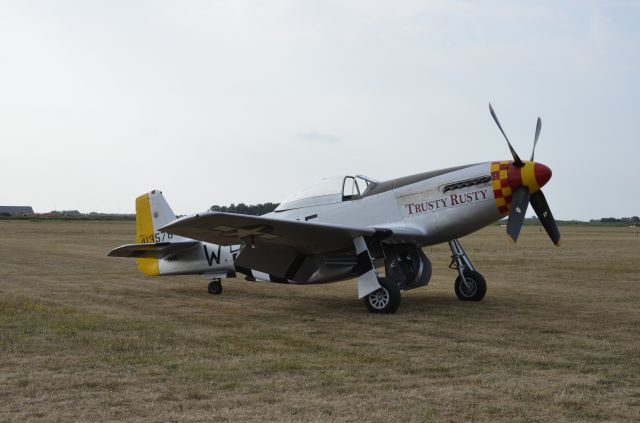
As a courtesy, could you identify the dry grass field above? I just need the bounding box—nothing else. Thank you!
[1,220,639,422]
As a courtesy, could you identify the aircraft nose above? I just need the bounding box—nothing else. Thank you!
[534,162,552,188]
[506,160,552,192]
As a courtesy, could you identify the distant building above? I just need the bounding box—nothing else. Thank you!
[0,206,34,216]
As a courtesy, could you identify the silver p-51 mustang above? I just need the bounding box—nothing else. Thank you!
[109,104,559,313]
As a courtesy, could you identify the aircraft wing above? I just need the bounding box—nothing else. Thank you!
[160,212,391,255]
[108,241,200,258]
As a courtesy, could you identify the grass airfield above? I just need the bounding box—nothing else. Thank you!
[1,220,639,422]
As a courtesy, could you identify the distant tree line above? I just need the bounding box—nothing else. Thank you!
[49,210,134,219]
[594,216,640,223]
[0,211,135,220]
[51,210,82,217]
[209,202,279,216]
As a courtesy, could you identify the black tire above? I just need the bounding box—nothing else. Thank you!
[454,271,486,301]
[363,277,401,314]
[208,280,223,295]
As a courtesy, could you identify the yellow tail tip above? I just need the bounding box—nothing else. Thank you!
[136,258,160,276]
[135,192,160,276]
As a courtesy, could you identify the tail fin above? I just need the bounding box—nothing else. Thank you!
[135,190,177,276]
[136,190,177,240]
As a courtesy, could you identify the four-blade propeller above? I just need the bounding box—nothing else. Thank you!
[489,103,560,246]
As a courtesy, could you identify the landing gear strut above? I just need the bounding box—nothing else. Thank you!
[354,236,402,314]
[208,279,223,295]
[448,239,486,301]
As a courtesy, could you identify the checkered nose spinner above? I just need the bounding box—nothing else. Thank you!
[489,103,560,246]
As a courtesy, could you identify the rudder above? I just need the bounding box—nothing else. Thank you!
[135,190,178,276]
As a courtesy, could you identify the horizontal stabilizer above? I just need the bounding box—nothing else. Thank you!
[108,241,200,258]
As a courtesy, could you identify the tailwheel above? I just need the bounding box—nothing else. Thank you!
[363,277,401,314]
[454,271,486,301]
[208,279,223,295]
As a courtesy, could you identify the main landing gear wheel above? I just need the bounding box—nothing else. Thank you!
[454,271,486,301]
[208,279,223,295]
[363,277,401,314]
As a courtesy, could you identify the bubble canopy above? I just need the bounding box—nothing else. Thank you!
[275,175,378,212]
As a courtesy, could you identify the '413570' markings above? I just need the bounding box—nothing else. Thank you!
[139,232,174,243]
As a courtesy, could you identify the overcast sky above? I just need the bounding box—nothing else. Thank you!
[1,1,638,220]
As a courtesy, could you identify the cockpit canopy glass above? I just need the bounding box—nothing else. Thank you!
[275,174,378,212]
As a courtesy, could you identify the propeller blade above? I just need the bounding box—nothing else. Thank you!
[530,190,561,246]
[489,103,524,167]
[530,117,542,161]
[506,187,530,243]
